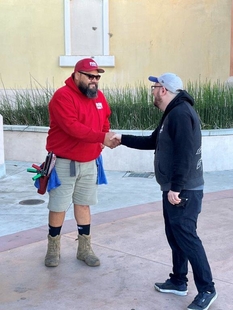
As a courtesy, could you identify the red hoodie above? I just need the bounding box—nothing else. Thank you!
[46,75,111,162]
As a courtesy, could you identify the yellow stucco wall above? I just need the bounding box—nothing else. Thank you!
[0,0,231,90]
[0,0,65,89]
[108,0,231,86]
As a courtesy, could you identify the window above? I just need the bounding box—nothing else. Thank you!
[59,0,115,67]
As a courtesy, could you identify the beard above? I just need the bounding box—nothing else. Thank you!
[153,93,163,109]
[78,81,98,98]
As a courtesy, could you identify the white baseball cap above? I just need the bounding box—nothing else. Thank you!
[148,73,183,94]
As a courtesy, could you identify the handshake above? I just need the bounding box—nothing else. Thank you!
[103,132,122,149]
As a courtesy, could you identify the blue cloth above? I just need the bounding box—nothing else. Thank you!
[34,167,61,192]
[96,154,107,185]
[34,177,40,190]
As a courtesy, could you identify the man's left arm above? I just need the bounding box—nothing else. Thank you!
[169,112,195,192]
[168,112,194,204]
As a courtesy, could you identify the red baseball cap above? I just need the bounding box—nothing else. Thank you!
[74,58,105,73]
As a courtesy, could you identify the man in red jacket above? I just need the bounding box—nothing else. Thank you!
[44,58,116,268]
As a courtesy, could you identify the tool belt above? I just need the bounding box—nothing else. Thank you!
[27,152,56,194]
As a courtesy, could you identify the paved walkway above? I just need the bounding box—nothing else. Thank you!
[0,161,233,309]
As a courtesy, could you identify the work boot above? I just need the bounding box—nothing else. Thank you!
[76,234,100,267]
[44,234,61,267]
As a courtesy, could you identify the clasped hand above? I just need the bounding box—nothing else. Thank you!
[103,132,122,149]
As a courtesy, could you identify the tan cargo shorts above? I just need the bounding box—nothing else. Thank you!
[47,158,98,212]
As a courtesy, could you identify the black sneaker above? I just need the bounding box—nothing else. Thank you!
[154,279,188,296]
[187,291,218,310]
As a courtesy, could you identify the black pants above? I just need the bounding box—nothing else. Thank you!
[162,190,215,293]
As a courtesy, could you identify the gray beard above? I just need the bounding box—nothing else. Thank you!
[86,87,98,98]
[78,82,98,98]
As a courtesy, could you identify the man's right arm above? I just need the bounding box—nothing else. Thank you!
[112,129,158,150]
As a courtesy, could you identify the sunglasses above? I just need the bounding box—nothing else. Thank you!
[78,71,101,81]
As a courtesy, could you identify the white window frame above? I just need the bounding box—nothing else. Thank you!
[59,0,115,67]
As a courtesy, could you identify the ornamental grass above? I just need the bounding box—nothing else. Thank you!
[0,80,233,130]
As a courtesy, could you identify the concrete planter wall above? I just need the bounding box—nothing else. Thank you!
[0,115,6,177]
[3,125,233,172]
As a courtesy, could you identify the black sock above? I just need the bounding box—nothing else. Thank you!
[77,224,90,235]
[49,224,62,237]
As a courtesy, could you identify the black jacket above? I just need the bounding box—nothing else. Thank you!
[121,90,204,192]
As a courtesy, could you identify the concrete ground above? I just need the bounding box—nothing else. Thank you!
[0,161,233,310]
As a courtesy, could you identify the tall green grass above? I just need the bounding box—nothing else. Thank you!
[0,84,53,126]
[104,83,162,130]
[186,80,233,129]
[0,80,233,129]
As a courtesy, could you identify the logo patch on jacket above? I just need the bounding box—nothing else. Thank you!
[159,124,164,133]
[96,102,103,109]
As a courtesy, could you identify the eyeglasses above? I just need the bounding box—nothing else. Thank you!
[151,85,163,91]
[78,71,101,81]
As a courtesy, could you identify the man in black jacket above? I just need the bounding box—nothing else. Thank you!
[112,73,217,310]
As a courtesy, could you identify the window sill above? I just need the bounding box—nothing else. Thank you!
[59,55,115,67]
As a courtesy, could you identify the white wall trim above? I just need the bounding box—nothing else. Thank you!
[64,0,71,56]
[103,0,109,55]
[60,0,115,67]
